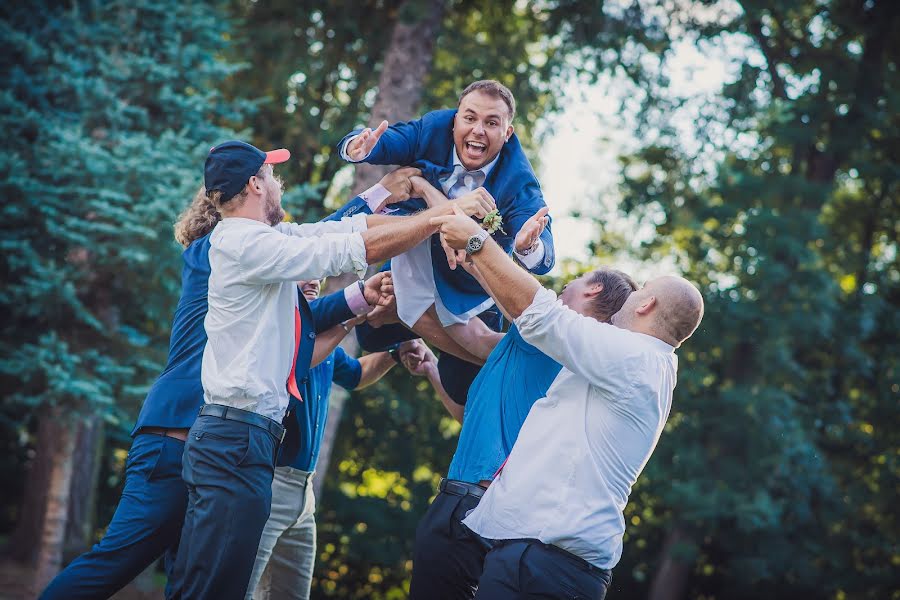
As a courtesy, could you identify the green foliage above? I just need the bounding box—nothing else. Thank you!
[0,0,250,424]
[601,1,899,597]
[314,371,461,598]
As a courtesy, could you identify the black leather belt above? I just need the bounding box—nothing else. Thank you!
[199,404,286,444]
[439,478,488,499]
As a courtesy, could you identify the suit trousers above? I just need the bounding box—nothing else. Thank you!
[245,466,317,600]
[410,487,491,600]
[474,540,612,600]
[39,433,188,600]
[168,415,279,600]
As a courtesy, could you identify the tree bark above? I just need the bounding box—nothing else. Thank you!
[7,413,50,565]
[64,417,105,561]
[315,0,446,494]
[30,407,77,594]
[350,0,446,195]
[647,527,694,600]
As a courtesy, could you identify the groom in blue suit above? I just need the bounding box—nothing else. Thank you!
[333,80,555,405]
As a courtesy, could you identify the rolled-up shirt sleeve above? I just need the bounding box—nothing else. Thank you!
[275,213,368,238]
[239,227,368,284]
[515,287,643,394]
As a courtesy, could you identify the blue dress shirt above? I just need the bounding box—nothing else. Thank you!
[446,325,562,483]
[278,347,361,472]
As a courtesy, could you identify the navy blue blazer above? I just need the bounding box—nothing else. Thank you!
[131,220,358,435]
[337,109,555,315]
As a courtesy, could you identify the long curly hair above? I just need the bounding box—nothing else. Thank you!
[174,186,222,248]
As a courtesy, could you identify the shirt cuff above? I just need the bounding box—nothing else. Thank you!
[348,212,369,232]
[348,232,369,279]
[344,280,372,315]
[340,135,371,163]
[359,183,392,214]
[513,238,545,270]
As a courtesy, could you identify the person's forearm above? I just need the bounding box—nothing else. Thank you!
[355,352,396,389]
[361,204,455,263]
[426,365,464,423]
[463,262,514,323]
[311,325,350,367]
[469,238,542,320]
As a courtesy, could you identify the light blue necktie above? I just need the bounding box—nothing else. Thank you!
[444,164,486,199]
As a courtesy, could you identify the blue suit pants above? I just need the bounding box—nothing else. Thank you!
[39,433,188,600]
[168,415,278,600]
[474,540,612,600]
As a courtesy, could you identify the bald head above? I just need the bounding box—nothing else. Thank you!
[611,275,704,347]
[647,276,704,346]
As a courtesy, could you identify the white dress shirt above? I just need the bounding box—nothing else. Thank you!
[201,214,368,422]
[462,287,677,570]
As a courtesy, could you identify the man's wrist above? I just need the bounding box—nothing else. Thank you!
[514,238,545,269]
[344,280,373,315]
[359,183,392,213]
[389,348,402,365]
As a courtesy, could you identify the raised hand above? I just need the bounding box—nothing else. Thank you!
[430,203,482,251]
[363,272,394,307]
[347,120,388,161]
[399,339,436,376]
[378,166,422,205]
[410,175,448,208]
[366,294,398,328]
[514,207,549,254]
[451,187,496,219]
[440,232,468,271]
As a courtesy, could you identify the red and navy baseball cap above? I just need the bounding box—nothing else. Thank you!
[204,141,290,202]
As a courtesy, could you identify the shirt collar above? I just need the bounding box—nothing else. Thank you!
[451,147,501,179]
[631,331,676,354]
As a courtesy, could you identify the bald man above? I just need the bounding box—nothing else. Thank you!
[430,207,703,599]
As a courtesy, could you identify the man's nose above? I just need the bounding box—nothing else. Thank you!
[473,121,485,135]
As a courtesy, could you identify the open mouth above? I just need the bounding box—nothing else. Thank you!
[464,141,487,157]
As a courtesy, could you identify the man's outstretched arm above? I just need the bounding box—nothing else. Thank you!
[431,205,541,320]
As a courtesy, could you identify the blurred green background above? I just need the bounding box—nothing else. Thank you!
[1,1,897,598]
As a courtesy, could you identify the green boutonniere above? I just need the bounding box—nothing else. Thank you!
[481,210,506,235]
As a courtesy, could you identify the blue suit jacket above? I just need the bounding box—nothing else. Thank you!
[131,216,359,435]
[336,109,555,315]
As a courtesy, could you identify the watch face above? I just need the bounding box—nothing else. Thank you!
[466,234,484,254]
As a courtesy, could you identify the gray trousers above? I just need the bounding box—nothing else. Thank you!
[246,466,317,600]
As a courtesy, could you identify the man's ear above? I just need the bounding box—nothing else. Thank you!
[636,296,657,315]
[584,282,604,300]
[505,124,514,142]
[247,176,264,196]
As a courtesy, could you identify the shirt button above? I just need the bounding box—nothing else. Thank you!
[307,332,315,339]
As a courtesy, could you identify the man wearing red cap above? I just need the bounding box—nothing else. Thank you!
[167,141,492,599]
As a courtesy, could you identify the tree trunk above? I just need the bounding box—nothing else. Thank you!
[647,527,694,600]
[7,413,51,564]
[64,417,105,561]
[30,407,77,594]
[315,0,446,495]
[350,0,446,195]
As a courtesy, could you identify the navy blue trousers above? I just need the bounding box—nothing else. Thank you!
[410,489,490,600]
[39,433,188,600]
[168,415,278,600]
[474,540,612,600]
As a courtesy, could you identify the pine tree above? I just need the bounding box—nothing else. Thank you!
[0,0,250,588]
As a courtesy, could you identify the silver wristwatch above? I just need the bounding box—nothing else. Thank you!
[465,230,489,255]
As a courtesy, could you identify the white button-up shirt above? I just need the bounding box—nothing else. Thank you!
[462,287,677,570]
[201,214,368,422]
